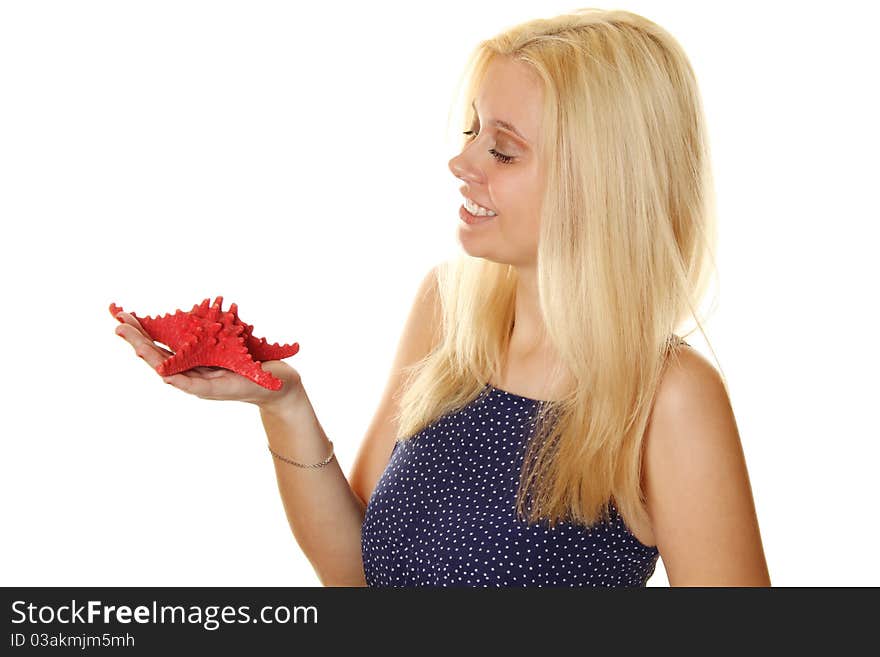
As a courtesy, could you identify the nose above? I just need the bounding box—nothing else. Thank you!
[448,147,484,184]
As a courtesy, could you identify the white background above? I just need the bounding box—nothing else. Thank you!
[1,0,877,587]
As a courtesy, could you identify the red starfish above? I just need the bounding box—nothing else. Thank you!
[109,296,299,390]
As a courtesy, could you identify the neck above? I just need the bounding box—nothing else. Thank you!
[508,264,552,358]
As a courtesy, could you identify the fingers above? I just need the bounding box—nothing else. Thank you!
[114,312,174,358]
[115,311,145,333]
[114,314,236,397]
[115,323,167,372]
[161,372,219,399]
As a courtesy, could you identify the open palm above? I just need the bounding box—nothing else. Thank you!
[114,311,301,406]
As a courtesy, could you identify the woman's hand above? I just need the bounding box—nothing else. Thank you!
[113,311,303,409]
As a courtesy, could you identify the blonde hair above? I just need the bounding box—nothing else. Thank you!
[395,8,720,532]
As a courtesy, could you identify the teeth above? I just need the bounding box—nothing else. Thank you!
[465,197,497,217]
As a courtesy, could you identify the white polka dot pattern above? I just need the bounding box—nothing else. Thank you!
[361,384,660,587]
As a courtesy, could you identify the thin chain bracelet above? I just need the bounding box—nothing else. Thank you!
[267,440,335,469]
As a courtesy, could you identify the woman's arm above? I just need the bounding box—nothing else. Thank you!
[643,346,772,586]
[260,384,368,587]
[262,264,443,587]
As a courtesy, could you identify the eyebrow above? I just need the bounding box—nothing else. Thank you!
[471,100,529,144]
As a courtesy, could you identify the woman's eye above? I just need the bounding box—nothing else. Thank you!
[461,130,514,164]
[489,149,514,164]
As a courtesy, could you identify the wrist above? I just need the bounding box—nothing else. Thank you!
[259,380,307,418]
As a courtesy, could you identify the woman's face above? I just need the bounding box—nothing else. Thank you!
[448,56,545,268]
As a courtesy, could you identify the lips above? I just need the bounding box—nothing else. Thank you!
[461,193,496,214]
[459,204,495,225]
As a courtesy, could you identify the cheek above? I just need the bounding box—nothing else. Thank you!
[494,175,537,216]
[495,180,541,240]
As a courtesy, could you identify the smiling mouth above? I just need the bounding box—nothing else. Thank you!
[460,204,497,225]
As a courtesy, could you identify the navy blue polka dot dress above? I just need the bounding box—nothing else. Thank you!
[361,383,660,587]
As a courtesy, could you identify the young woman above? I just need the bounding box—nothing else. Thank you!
[114,9,770,587]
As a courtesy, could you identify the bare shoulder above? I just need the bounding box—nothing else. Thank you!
[642,340,772,586]
[655,340,728,412]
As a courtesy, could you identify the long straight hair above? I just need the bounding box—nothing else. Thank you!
[395,8,719,532]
